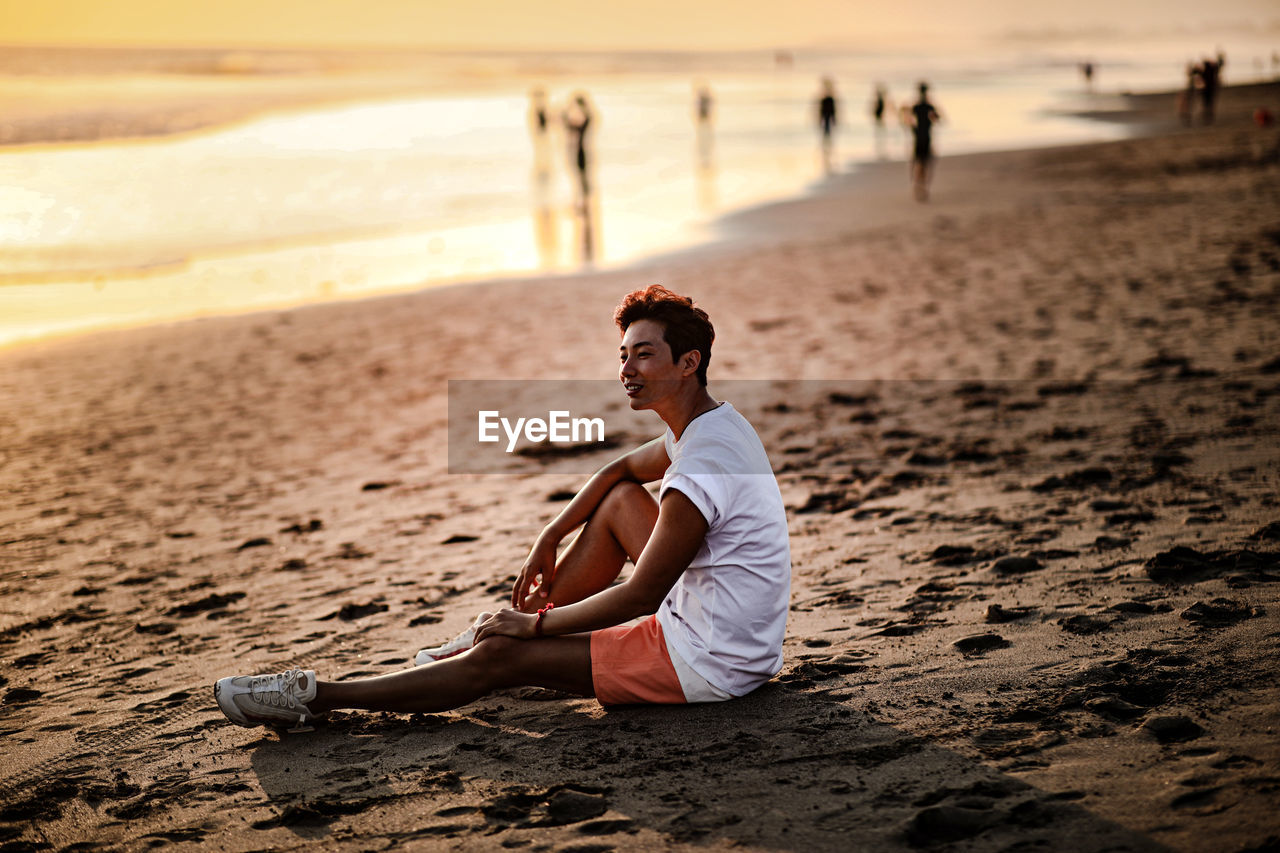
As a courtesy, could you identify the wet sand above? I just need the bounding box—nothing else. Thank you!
[1,83,1278,850]
[0,47,442,148]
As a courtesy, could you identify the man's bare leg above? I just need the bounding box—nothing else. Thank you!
[314,635,593,714]
[327,482,655,712]
[415,481,656,663]
[518,480,658,611]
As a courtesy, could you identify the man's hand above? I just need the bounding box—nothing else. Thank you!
[474,608,537,642]
[512,538,557,608]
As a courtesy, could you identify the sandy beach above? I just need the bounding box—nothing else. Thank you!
[1,80,1279,852]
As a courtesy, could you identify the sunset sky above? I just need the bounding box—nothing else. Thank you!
[1,0,1277,50]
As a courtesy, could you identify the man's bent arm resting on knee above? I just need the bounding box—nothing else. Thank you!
[484,486,706,642]
[512,436,672,609]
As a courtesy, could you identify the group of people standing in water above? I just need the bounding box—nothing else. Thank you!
[817,78,944,201]
[527,76,947,213]
[517,49,1253,235]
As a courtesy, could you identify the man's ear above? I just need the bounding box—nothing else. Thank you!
[679,349,701,378]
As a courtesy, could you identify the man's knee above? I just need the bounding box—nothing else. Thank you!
[463,635,522,686]
[468,635,521,672]
[598,480,654,517]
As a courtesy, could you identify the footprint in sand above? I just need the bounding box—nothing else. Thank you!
[3,687,43,705]
[1246,521,1280,542]
[1083,694,1147,720]
[985,604,1036,623]
[953,633,1011,655]
[991,556,1042,575]
[1142,714,1204,743]
[321,601,389,621]
[166,591,245,617]
[479,785,609,830]
[1180,598,1264,627]
[1146,546,1280,584]
[1031,467,1112,492]
[134,621,176,635]
[1106,600,1158,615]
[928,545,990,566]
[906,804,997,845]
[1057,614,1113,635]
[335,542,373,559]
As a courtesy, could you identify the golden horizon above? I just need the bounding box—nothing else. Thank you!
[1,0,1276,52]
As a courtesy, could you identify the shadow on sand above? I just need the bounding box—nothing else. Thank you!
[248,679,1168,851]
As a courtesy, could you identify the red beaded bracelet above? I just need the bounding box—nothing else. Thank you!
[534,602,555,637]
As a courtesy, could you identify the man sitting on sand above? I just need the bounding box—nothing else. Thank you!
[215,285,791,728]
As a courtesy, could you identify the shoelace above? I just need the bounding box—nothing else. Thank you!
[249,670,302,708]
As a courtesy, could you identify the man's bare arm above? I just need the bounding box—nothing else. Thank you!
[510,437,670,607]
[484,489,708,638]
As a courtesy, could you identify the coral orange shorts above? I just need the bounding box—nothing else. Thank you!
[590,615,686,705]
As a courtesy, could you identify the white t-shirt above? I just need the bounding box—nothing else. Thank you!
[656,402,791,697]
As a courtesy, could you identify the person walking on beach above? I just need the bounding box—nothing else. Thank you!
[214,285,792,730]
[1179,62,1197,126]
[870,83,890,159]
[694,83,715,170]
[563,92,594,198]
[528,87,552,181]
[562,92,598,261]
[816,77,838,172]
[909,81,942,202]
[528,87,559,268]
[1080,61,1095,90]
[1199,54,1223,125]
[870,83,887,126]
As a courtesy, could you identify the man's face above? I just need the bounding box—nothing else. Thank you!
[619,319,686,411]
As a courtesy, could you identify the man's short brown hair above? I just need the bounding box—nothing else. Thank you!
[614,285,714,386]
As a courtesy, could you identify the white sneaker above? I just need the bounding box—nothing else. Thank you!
[214,669,321,732]
[414,612,491,665]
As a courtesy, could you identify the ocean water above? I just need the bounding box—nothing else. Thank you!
[1,38,1275,347]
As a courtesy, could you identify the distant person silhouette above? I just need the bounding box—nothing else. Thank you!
[1080,61,1095,89]
[1199,55,1222,124]
[871,84,887,125]
[870,83,891,159]
[529,87,552,180]
[527,87,558,268]
[909,82,942,202]
[530,87,549,136]
[562,93,597,263]
[694,83,715,170]
[1179,63,1197,126]
[563,93,594,198]
[816,77,838,173]
[696,84,714,125]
